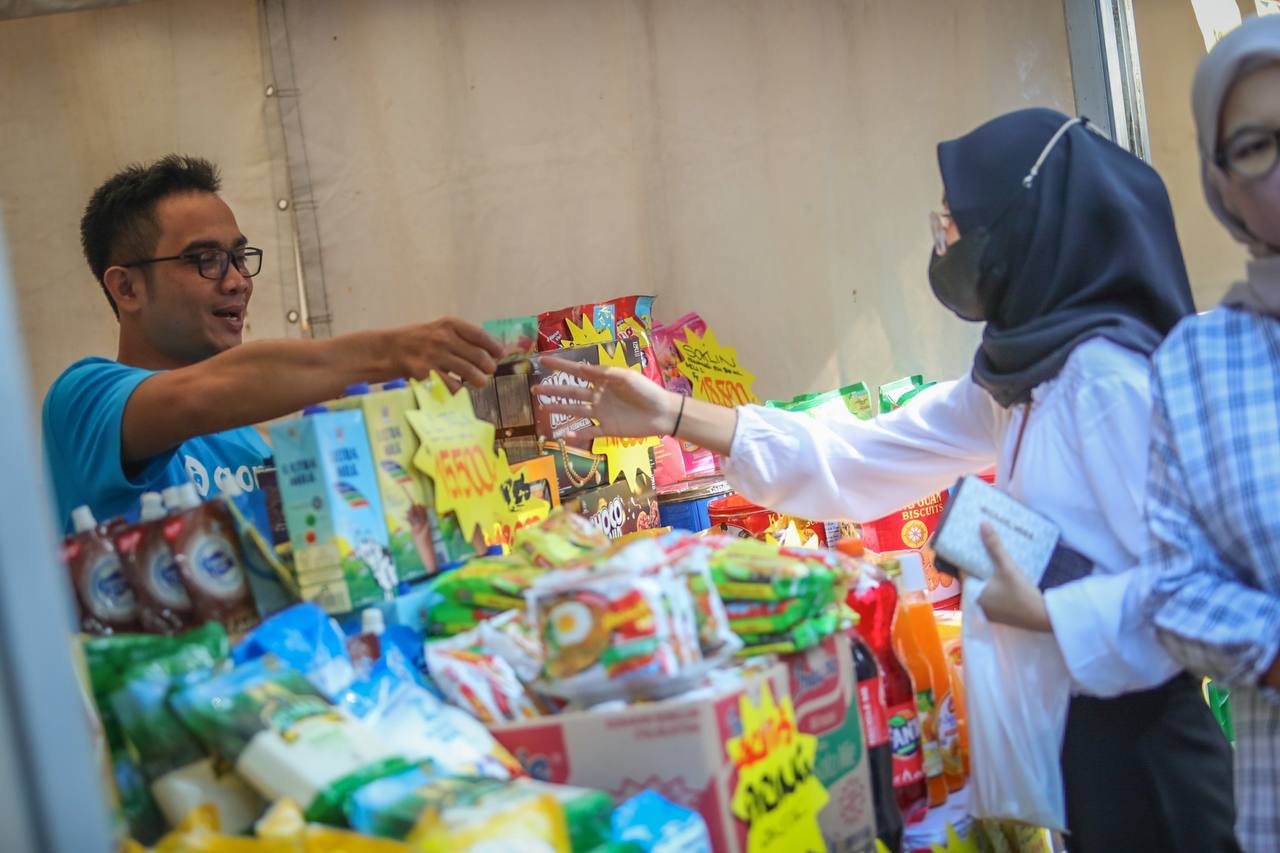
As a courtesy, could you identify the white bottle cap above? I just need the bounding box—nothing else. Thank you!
[161,485,184,510]
[897,551,928,593]
[70,505,97,534]
[138,492,165,521]
[162,483,201,511]
[361,607,386,636]
[177,483,201,509]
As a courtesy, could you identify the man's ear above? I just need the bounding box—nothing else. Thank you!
[103,265,144,315]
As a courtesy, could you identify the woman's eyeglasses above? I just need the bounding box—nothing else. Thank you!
[1216,126,1280,181]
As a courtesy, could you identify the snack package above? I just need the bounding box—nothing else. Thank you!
[649,312,706,397]
[162,496,259,637]
[513,510,611,568]
[735,608,840,657]
[349,767,611,852]
[425,625,547,724]
[222,484,299,619]
[82,622,231,753]
[722,586,833,635]
[537,295,655,351]
[526,556,711,702]
[571,477,661,540]
[255,799,413,852]
[110,641,266,832]
[610,790,712,853]
[529,339,652,496]
[338,664,521,780]
[170,655,407,825]
[61,509,139,635]
[878,374,936,413]
[233,603,357,701]
[403,776,572,853]
[662,535,736,656]
[114,501,195,635]
[709,541,837,602]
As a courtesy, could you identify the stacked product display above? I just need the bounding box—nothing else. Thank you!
[59,294,1049,853]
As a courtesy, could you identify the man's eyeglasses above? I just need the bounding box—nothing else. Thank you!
[122,246,263,281]
[1216,126,1280,181]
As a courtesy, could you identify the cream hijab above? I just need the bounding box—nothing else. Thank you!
[1193,14,1280,316]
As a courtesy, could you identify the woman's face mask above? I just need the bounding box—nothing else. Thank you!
[927,116,1084,322]
[928,227,993,321]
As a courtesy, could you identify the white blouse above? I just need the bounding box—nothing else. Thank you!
[721,337,1180,698]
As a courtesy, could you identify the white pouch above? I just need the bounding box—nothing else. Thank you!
[962,574,1072,830]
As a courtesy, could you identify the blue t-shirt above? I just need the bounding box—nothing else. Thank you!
[43,357,271,530]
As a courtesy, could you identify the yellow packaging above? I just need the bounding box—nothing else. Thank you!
[934,610,968,777]
[406,783,569,853]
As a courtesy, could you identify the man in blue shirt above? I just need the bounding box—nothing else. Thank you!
[44,155,504,529]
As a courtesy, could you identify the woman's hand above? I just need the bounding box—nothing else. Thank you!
[977,523,1054,633]
[534,357,680,440]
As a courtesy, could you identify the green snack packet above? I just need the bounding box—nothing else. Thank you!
[735,607,840,657]
[170,655,404,825]
[112,748,167,844]
[724,586,834,635]
[839,382,875,420]
[348,767,613,852]
[82,622,230,753]
[878,375,936,413]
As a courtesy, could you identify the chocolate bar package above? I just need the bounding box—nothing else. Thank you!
[530,339,651,497]
[571,476,661,540]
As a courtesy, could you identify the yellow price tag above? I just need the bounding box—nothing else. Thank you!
[675,327,761,407]
[405,375,517,543]
[727,681,829,853]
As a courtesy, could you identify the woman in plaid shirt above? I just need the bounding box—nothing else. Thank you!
[1148,15,1280,852]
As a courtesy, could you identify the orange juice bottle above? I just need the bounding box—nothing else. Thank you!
[894,553,964,793]
[935,610,968,779]
[891,554,949,807]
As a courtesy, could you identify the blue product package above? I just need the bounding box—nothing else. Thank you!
[232,602,355,699]
[611,790,711,853]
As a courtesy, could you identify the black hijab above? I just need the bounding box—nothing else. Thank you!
[937,108,1196,408]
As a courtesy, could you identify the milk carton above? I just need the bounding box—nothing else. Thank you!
[330,380,476,577]
[270,410,394,614]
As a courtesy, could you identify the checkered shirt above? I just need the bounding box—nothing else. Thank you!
[1147,305,1280,851]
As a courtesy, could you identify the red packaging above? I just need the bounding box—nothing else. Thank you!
[162,501,258,637]
[61,526,139,635]
[536,295,656,351]
[115,518,195,635]
[860,491,958,610]
[571,476,661,540]
[707,494,831,546]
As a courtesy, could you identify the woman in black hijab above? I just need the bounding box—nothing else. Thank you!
[537,108,1238,850]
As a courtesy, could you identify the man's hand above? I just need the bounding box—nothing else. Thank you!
[977,522,1054,633]
[389,318,505,390]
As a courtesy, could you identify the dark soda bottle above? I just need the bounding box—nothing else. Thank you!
[848,568,929,825]
[851,629,905,852]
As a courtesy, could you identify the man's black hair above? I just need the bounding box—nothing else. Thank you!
[80,155,221,317]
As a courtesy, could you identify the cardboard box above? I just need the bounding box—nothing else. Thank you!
[489,664,788,853]
[570,476,660,540]
[784,632,876,853]
[860,491,959,609]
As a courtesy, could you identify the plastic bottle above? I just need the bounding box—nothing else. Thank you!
[892,553,957,802]
[61,505,139,634]
[850,629,905,850]
[934,610,969,779]
[347,607,386,676]
[847,559,928,824]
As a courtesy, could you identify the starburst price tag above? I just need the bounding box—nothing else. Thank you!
[405,375,517,543]
[726,682,829,853]
[675,327,761,407]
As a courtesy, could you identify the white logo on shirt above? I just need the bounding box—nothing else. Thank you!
[185,455,255,499]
